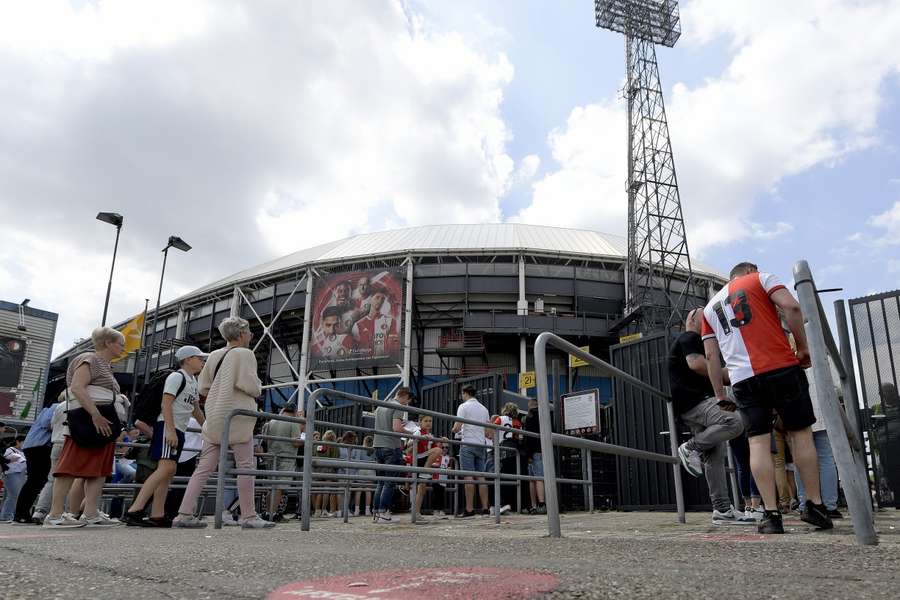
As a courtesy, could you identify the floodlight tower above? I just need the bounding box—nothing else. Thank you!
[596,0,697,333]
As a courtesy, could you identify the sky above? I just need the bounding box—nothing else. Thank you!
[0,0,899,357]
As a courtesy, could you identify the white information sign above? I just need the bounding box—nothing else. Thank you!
[562,389,600,436]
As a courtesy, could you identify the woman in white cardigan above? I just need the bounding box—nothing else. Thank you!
[173,317,274,529]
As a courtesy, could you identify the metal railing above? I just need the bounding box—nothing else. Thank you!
[793,260,878,546]
[534,331,683,537]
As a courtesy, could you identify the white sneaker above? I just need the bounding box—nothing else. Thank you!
[677,442,703,477]
[79,513,122,528]
[221,511,240,526]
[712,507,754,525]
[241,515,276,529]
[43,514,85,529]
[172,514,208,529]
[365,508,372,516]
[434,510,445,517]
[374,513,395,524]
[353,509,361,517]
[31,511,47,524]
[744,508,764,522]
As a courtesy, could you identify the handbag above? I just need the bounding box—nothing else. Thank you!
[66,384,123,448]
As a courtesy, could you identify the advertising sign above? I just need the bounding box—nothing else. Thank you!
[309,269,403,370]
[562,388,600,436]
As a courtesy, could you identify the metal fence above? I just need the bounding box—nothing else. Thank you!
[849,288,900,508]
[534,332,683,537]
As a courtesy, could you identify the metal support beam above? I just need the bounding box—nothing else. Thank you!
[402,257,414,387]
[793,260,877,546]
[297,269,314,411]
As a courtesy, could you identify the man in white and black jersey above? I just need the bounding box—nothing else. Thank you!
[122,346,207,527]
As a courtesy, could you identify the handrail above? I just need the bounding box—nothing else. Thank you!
[534,331,686,537]
[793,260,878,546]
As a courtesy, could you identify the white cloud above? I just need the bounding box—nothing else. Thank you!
[867,200,900,245]
[0,1,516,356]
[517,0,900,256]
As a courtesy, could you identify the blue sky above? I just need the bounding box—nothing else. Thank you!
[0,0,898,354]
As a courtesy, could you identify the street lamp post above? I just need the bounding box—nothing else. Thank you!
[143,235,192,383]
[96,212,124,326]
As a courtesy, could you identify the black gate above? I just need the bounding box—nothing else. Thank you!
[418,374,502,439]
[849,290,900,508]
[610,332,712,511]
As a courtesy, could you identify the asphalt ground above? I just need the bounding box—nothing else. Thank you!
[1,509,898,599]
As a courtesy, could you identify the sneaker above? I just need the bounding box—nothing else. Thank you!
[353,509,361,517]
[147,516,172,528]
[221,511,240,527]
[488,504,512,517]
[744,507,764,522]
[374,514,395,524]
[800,500,834,530]
[534,505,547,515]
[172,514,208,529]
[121,510,149,527]
[241,515,276,529]
[712,507,756,525]
[458,510,477,518]
[827,509,843,519]
[0,519,13,524]
[42,514,86,529]
[272,512,285,523]
[79,513,122,528]
[31,511,47,524]
[434,510,445,517]
[365,508,372,516]
[677,442,703,477]
[757,510,785,534]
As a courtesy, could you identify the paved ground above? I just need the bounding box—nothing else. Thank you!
[1,509,898,599]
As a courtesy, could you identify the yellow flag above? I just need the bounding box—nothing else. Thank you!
[112,312,145,363]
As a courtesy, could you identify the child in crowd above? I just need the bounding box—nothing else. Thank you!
[314,430,340,517]
[353,436,376,516]
[407,415,443,516]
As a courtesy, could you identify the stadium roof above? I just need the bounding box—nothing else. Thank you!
[186,223,722,300]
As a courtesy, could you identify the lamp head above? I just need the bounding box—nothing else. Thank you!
[96,212,124,227]
[167,236,192,252]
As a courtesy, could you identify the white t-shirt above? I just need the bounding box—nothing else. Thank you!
[456,398,490,447]
[159,370,199,432]
[3,447,26,474]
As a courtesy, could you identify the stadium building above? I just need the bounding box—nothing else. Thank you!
[53,223,725,407]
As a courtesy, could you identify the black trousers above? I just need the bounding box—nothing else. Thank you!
[15,445,52,520]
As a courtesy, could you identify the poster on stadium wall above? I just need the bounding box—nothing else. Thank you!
[308,269,404,371]
[0,337,27,389]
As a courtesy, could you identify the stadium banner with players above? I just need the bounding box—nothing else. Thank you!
[309,268,404,371]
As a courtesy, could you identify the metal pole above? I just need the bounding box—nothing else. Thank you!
[300,388,321,531]
[794,260,877,546]
[214,413,232,529]
[402,257,414,387]
[534,334,561,537]
[410,439,418,524]
[665,400,686,524]
[343,447,351,523]
[128,298,149,424]
[515,448,522,513]
[834,300,865,450]
[587,450,594,512]
[493,433,501,523]
[726,445,741,510]
[101,224,121,326]
[297,270,314,411]
[143,246,170,385]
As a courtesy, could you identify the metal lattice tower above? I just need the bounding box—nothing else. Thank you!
[596,1,697,333]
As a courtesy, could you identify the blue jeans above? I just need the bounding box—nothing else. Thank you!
[795,430,838,510]
[459,446,487,473]
[373,448,404,513]
[1,471,25,520]
[729,435,760,501]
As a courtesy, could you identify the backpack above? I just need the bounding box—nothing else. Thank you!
[133,369,186,425]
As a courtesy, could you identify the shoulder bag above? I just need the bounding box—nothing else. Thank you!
[66,385,123,448]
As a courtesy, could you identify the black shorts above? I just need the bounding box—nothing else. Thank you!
[732,366,816,437]
[150,421,185,462]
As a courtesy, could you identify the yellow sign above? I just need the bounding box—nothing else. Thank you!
[519,371,536,390]
[619,332,643,344]
[569,346,591,368]
[112,312,145,363]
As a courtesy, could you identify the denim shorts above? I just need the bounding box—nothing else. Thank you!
[528,453,544,477]
[459,446,487,473]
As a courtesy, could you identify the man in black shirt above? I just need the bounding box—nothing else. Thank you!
[668,308,749,524]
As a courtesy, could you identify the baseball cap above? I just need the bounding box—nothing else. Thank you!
[175,345,208,362]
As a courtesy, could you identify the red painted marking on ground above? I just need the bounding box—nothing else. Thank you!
[268,567,559,599]
[692,533,769,542]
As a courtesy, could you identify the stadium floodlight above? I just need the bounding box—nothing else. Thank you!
[595,0,681,47]
[594,0,696,333]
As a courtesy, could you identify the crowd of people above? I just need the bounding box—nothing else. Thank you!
[0,262,869,534]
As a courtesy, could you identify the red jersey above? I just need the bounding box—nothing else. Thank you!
[311,332,354,359]
[352,313,398,356]
[701,272,798,384]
